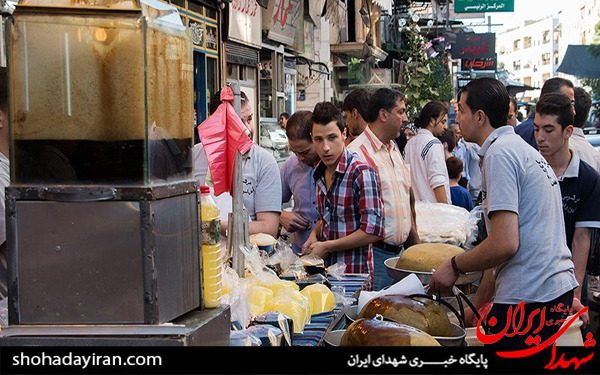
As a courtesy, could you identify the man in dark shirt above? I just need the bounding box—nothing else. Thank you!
[534,92,600,329]
[516,77,575,150]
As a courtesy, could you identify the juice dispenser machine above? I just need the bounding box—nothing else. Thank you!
[1,0,229,345]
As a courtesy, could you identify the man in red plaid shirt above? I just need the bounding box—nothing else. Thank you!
[302,102,385,286]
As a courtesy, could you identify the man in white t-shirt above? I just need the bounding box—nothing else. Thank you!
[404,101,451,204]
[193,90,281,237]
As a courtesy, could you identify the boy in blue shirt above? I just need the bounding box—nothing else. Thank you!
[446,156,473,211]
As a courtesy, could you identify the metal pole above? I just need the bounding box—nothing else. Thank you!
[227,83,250,277]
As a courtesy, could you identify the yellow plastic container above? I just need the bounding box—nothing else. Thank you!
[200,185,222,308]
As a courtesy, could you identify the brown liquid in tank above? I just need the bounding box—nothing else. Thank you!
[14,138,192,184]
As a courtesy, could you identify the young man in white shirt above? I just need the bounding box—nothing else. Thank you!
[404,101,451,204]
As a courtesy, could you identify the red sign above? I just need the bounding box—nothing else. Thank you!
[461,57,497,71]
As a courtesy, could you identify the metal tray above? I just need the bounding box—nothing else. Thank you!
[384,257,482,286]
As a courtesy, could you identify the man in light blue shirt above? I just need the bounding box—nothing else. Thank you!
[280,111,320,254]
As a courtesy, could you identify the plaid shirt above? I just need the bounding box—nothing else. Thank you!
[313,148,385,279]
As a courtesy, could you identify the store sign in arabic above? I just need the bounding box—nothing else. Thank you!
[455,0,514,13]
[461,56,497,71]
[451,33,496,59]
[264,0,302,46]
[229,0,262,48]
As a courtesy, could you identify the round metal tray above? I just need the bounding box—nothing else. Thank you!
[384,257,481,285]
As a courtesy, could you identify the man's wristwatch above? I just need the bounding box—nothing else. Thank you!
[451,256,463,278]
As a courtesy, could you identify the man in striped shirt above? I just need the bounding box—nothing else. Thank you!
[302,102,385,287]
[348,88,421,290]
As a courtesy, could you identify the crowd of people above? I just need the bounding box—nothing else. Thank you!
[193,76,599,346]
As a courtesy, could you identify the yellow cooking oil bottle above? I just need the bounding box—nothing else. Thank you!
[200,185,222,308]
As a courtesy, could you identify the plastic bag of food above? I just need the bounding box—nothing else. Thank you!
[414,202,479,248]
[248,284,274,318]
[265,291,311,333]
[326,262,347,280]
[221,265,252,328]
[301,283,335,314]
[241,244,280,286]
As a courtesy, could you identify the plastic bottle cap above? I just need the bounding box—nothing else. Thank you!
[200,185,211,194]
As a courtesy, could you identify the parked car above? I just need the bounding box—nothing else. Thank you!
[583,127,600,153]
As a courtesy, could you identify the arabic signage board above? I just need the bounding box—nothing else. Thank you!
[228,0,262,48]
[451,33,495,59]
[263,0,302,46]
[461,56,497,71]
[455,0,514,13]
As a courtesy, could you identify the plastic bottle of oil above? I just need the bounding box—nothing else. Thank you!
[200,185,222,308]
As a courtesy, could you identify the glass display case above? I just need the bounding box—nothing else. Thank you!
[259,119,290,162]
[7,0,194,186]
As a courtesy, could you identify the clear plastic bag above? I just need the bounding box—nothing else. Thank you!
[221,265,252,328]
[414,201,479,249]
[326,262,347,280]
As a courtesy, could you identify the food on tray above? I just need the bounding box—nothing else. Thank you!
[358,295,453,337]
[301,283,335,314]
[396,243,464,272]
[340,318,440,346]
[250,233,277,247]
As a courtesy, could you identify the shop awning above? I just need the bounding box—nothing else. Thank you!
[330,42,388,61]
[557,44,600,78]
[505,79,535,97]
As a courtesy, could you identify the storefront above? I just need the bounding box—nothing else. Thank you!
[226,0,262,142]
[169,0,221,139]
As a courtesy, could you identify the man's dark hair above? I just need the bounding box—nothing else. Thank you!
[535,93,574,130]
[573,87,592,129]
[312,102,345,133]
[286,111,313,141]
[280,112,290,120]
[459,78,509,129]
[414,101,448,129]
[365,88,405,123]
[342,88,371,121]
[209,89,248,115]
[437,127,456,153]
[446,156,464,180]
[540,77,574,97]
[0,67,7,113]
[509,96,518,111]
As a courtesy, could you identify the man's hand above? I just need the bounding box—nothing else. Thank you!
[429,258,458,291]
[302,232,319,254]
[302,241,330,259]
[280,211,310,233]
[572,298,590,328]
